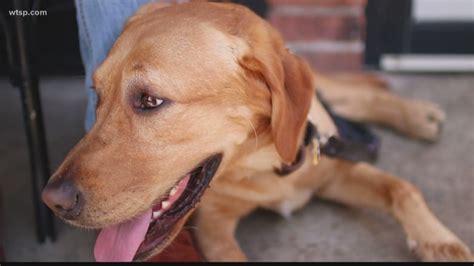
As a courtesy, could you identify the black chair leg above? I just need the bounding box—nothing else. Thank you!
[12,0,55,243]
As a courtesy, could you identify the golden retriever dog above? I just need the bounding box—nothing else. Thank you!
[41,2,472,262]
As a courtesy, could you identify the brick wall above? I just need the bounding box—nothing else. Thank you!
[267,0,367,71]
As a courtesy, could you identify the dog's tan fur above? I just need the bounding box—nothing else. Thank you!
[46,2,472,262]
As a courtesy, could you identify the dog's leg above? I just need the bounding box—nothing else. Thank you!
[329,72,390,89]
[314,72,445,141]
[312,157,472,261]
[194,193,256,262]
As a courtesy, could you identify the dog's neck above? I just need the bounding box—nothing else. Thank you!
[222,94,339,181]
[274,92,343,176]
[307,94,338,138]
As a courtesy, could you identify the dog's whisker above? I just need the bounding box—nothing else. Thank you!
[242,115,259,150]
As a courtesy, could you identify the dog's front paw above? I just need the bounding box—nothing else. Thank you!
[408,239,473,262]
[402,100,446,141]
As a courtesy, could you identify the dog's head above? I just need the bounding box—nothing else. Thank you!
[42,2,314,261]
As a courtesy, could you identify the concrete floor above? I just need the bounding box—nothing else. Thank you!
[0,74,473,261]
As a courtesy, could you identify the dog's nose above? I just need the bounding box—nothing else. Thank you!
[42,179,83,220]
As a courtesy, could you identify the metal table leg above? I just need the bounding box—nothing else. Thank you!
[11,0,55,243]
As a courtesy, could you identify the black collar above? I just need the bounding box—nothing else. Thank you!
[275,90,381,176]
[275,120,380,177]
[274,121,326,176]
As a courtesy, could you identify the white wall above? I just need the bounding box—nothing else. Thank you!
[413,0,474,22]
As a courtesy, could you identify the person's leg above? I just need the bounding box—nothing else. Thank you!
[75,0,152,131]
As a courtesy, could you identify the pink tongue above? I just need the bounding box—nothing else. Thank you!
[94,209,152,262]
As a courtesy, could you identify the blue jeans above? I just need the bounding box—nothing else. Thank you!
[75,0,152,131]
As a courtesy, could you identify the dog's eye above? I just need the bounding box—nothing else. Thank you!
[138,94,164,110]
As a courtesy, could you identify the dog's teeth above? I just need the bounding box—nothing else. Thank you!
[170,187,178,196]
[161,200,170,209]
[152,210,162,219]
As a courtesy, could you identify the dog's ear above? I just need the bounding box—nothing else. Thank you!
[240,50,314,164]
